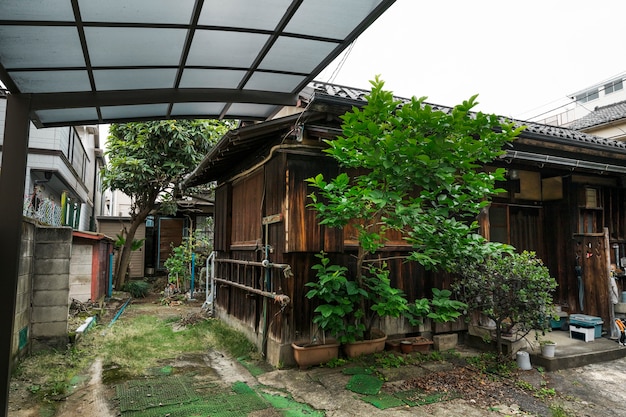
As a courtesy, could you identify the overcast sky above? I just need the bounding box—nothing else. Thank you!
[315,0,626,121]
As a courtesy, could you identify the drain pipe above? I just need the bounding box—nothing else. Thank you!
[101,297,131,336]
[108,297,131,328]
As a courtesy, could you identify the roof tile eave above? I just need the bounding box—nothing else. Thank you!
[309,82,626,152]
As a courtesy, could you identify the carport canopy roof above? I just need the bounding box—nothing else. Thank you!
[0,0,395,128]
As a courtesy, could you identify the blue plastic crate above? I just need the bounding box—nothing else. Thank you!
[569,314,603,338]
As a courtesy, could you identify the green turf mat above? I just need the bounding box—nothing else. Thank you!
[341,366,374,375]
[345,374,383,395]
[115,376,198,412]
[362,392,406,409]
[119,381,269,417]
[231,380,255,394]
[237,356,270,377]
[259,391,325,417]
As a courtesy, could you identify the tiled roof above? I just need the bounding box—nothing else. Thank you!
[568,100,626,130]
[309,81,626,151]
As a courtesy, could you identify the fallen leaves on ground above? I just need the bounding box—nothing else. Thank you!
[389,366,537,409]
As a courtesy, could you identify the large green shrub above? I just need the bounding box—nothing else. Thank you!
[452,250,558,354]
[306,76,522,341]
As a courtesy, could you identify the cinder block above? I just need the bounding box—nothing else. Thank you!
[33,290,69,307]
[433,333,458,351]
[33,274,70,291]
[34,259,70,275]
[31,306,69,323]
[35,227,72,244]
[31,321,68,338]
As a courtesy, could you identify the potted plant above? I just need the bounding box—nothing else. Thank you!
[291,333,340,370]
[305,253,406,357]
[407,288,467,327]
[453,250,558,355]
[539,340,557,358]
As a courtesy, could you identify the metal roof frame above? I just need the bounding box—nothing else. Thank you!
[0,0,395,127]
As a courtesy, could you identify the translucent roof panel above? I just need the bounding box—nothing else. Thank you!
[101,104,170,120]
[198,0,293,31]
[94,69,178,91]
[171,102,228,117]
[0,0,395,127]
[35,107,99,124]
[11,71,92,93]
[285,0,383,39]
[226,103,278,119]
[85,27,188,67]
[79,0,197,25]
[245,72,306,93]
[0,0,75,21]
[259,37,338,74]
[187,30,270,68]
[0,26,85,69]
[179,69,246,89]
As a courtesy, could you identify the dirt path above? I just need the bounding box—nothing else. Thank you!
[9,359,115,417]
[54,359,116,417]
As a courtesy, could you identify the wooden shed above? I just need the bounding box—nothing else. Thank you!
[96,217,146,279]
[184,82,626,366]
[70,231,114,302]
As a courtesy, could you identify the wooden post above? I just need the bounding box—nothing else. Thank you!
[0,94,31,417]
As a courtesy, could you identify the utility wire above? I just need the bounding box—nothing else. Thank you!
[326,40,356,84]
[522,71,626,122]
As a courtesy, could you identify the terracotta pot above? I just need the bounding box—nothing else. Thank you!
[291,339,340,369]
[400,340,413,354]
[385,340,401,352]
[343,329,387,358]
[388,337,433,354]
[412,339,434,353]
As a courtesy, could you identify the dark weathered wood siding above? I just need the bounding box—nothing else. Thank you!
[211,136,626,357]
[158,218,185,268]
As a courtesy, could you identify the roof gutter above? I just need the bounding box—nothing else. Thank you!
[502,149,626,174]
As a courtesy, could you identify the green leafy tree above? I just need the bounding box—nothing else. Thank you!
[452,250,558,354]
[306,76,522,340]
[102,119,231,288]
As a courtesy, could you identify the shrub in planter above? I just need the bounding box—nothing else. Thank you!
[305,252,407,344]
[453,250,558,354]
[406,288,467,326]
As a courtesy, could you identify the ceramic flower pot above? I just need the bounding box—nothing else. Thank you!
[400,340,413,354]
[343,329,387,358]
[541,343,557,358]
[291,339,340,369]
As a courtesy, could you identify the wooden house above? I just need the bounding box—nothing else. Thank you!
[184,82,626,366]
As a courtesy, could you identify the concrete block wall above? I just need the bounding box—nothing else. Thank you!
[31,225,73,351]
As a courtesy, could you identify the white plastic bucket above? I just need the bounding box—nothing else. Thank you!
[516,351,532,370]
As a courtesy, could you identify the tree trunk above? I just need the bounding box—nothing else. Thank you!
[495,320,503,355]
[115,208,151,288]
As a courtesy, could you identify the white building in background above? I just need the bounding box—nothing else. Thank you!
[103,189,133,217]
[536,73,626,128]
[0,92,107,231]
